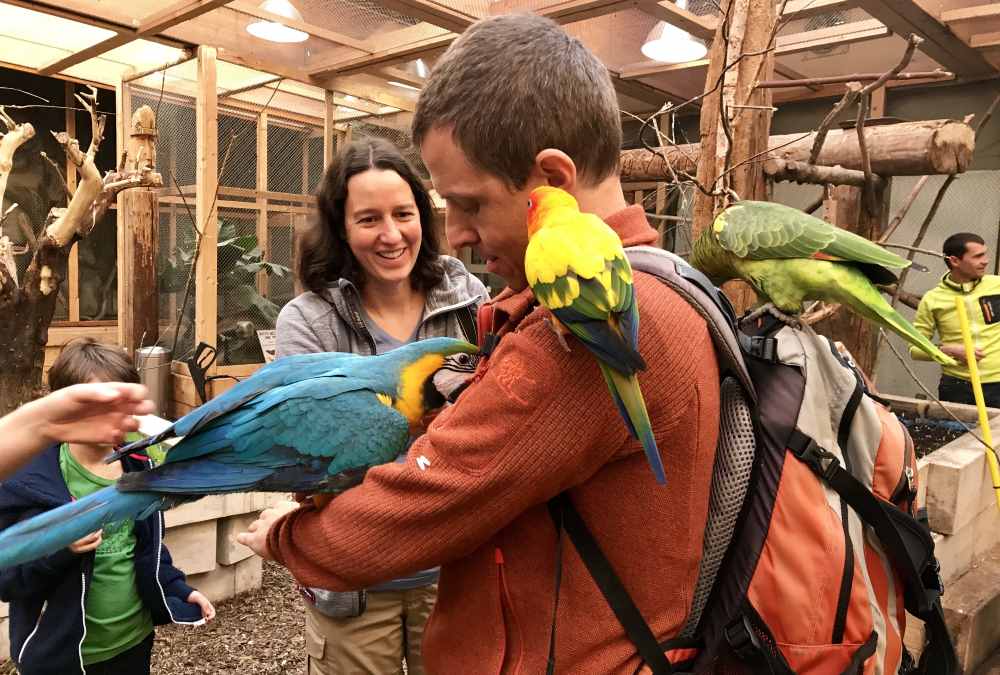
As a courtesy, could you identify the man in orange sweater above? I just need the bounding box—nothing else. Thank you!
[239,13,720,673]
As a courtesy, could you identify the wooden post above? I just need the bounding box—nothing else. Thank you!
[812,183,890,376]
[323,90,335,169]
[195,46,218,367]
[692,0,777,313]
[65,81,79,322]
[870,87,886,118]
[117,90,161,358]
[256,111,268,297]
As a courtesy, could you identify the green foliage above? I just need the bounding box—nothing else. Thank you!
[160,219,291,363]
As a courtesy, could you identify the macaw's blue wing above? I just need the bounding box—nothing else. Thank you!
[116,384,412,496]
[110,351,370,462]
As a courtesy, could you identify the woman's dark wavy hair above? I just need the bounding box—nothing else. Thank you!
[299,137,443,295]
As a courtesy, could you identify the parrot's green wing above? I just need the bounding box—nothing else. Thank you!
[715,200,909,269]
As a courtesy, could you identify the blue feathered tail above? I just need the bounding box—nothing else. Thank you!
[0,487,168,569]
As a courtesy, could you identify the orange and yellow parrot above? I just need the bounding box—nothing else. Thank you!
[524,186,664,485]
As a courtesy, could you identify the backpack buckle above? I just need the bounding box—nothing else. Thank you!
[797,438,841,481]
[724,616,763,663]
[739,333,778,361]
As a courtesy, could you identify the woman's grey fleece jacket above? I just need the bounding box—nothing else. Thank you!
[275,255,487,357]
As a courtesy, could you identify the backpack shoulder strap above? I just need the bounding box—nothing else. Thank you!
[625,246,756,402]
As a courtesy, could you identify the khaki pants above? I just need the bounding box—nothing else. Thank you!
[305,585,437,675]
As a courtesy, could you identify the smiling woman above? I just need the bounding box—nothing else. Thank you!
[273,137,488,675]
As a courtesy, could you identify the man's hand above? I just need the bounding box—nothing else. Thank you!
[68,530,102,554]
[236,500,300,561]
[940,343,984,361]
[187,590,216,621]
[36,383,156,446]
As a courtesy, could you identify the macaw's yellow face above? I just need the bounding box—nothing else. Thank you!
[421,126,546,292]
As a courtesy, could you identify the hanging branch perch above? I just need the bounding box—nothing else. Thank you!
[757,69,952,89]
[809,82,862,165]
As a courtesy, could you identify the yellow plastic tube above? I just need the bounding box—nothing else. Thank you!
[953,296,1000,511]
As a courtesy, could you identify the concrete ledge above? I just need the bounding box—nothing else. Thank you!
[924,433,997,535]
[164,494,225,528]
[217,513,258,566]
[944,543,1000,674]
[186,556,263,605]
[933,498,1000,586]
[163,520,218,575]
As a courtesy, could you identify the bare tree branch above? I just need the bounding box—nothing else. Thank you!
[809,82,862,165]
[879,175,930,243]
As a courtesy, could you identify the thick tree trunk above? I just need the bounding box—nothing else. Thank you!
[621,119,975,182]
[0,240,68,413]
[691,0,776,313]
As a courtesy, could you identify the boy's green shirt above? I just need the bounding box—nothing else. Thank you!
[59,442,154,665]
[911,273,1000,382]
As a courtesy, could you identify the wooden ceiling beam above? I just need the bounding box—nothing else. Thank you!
[780,0,855,21]
[541,0,643,25]
[214,50,417,112]
[310,31,454,77]
[854,0,996,77]
[38,0,232,76]
[971,31,1000,50]
[634,0,716,40]
[2,0,188,49]
[774,17,889,54]
[378,66,427,89]
[942,6,1000,25]
[620,20,889,79]
[369,0,476,33]
[228,0,372,51]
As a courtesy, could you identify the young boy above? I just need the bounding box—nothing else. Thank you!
[0,338,215,675]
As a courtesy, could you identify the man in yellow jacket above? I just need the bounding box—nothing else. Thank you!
[911,232,1000,407]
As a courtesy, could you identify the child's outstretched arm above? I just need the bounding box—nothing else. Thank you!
[0,383,154,479]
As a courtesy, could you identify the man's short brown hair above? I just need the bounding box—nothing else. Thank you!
[412,13,622,189]
[48,337,140,391]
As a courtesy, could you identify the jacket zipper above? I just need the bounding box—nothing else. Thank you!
[76,571,87,673]
[17,599,47,665]
[153,510,203,626]
[890,431,917,508]
[495,548,524,673]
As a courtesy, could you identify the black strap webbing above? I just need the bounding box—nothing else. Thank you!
[547,493,673,674]
[787,430,959,675]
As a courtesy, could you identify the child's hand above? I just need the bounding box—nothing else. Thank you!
[188,590,215,621]
[68,530,102,554]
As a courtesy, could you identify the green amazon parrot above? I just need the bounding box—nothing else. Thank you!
[690,200,957,366]
[524,186,665,485]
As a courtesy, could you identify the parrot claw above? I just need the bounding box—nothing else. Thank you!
[544,316,573,352]
[742,303,803,330]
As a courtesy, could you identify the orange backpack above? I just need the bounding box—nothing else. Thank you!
[546,247,958,675]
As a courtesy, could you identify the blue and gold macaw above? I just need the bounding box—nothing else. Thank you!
[524,186,664,485]
[0,338,478,569]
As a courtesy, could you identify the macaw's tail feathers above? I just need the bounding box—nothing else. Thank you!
[0,487,170,569]
[600,364,665,485]
[851,288,958,367]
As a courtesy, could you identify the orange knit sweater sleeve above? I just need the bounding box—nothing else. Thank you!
[267,298,703,590]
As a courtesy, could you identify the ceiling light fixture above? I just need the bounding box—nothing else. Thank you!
[246,0,309,44]
[640,0,708,64]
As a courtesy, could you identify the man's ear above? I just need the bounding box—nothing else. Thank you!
[530,149,577,193]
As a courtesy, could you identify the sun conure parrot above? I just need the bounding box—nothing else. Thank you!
[0,338,479,569]
[690,200,957,366]
[524,186,665,485]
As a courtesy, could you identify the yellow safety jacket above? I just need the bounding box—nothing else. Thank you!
[911,273,1000,382]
